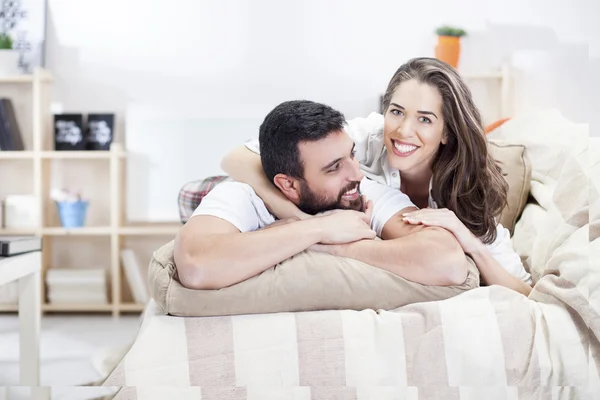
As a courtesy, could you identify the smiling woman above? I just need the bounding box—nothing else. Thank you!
[378,58,508,244]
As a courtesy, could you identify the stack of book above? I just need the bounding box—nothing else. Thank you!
[0,98,25,151]
[46,268,108,305]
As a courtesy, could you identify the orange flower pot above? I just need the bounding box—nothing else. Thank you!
[435,36,461,69]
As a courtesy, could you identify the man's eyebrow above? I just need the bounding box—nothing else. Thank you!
[321,143,355,172]
[321,157,342,172]
[390,103,438,119]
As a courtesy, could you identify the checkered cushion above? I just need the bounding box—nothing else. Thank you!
[178,175,229,224]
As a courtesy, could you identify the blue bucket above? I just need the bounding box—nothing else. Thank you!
[57,201,89,228]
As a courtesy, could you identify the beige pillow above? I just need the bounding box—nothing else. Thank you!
[488,139,532,235]
[149,240,480,317]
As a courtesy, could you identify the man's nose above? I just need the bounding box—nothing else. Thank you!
[349,157,364,181]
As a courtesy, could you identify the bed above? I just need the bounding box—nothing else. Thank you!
[103,109,599,399]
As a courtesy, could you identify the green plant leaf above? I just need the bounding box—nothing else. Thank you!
[435,25,467,37]
[0,33,13,49]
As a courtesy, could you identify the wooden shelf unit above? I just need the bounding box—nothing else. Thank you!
[0,69,179,316]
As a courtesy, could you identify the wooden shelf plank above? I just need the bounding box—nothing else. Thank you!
[0,228,39,236]
[0,151,35,159]
[0,304,18,312]
[43,303,113,312]
[119,303,146,312]
[119,224,181,236]
[0,303,145,313]
[0,72,53,83]
[0,74,34,83]
[41,151,126,160]
[42,226,113,236]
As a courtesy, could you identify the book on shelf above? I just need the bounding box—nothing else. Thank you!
[0,98,25,151]
[46,268,108,305]
[0,236,42,256]
[121,249,149,304]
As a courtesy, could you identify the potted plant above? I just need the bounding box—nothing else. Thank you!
[0,32,20,75]
[434,25,467,69]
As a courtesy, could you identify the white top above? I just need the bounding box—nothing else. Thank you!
[244,113,532,284]
[191,178,415,237]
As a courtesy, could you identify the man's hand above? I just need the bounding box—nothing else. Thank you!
[315,198,376,244]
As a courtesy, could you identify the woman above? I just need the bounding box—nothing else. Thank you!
[221,57,532,296]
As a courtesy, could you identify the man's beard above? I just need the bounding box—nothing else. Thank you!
[297,181,364,215]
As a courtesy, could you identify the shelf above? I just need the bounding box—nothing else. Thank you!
[0,74,35,83]
[119,224,181,236]
[1,303,145,313]
[42,226,113,236]
[0,151,35,160]
[1,226,180,236]
[43,303,113,312]
[0,151,127,160]
[0,228,39,236]
[119,303,146,312]
[0,304,18,312]
[41,151,126,160]
[0,72,53,84]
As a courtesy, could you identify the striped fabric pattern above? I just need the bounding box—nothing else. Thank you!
[106,279,598,398]
[178,175,229,224]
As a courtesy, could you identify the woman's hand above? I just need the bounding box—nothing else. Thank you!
[402,208,483,255]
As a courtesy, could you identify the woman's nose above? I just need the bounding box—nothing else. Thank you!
[397,119,416,138]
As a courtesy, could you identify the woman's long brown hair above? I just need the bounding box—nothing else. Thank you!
[381,57,508,244]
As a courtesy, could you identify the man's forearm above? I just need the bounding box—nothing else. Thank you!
[333,227,467,286]
[177,220,322,289]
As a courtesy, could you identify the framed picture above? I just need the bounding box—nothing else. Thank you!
[0,0,47,73]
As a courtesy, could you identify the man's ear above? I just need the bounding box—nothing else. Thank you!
[273,173,301,202]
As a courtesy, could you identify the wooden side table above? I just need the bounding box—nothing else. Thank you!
[0,251,50,400]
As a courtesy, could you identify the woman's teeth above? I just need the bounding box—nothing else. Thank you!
[394,142,418,153]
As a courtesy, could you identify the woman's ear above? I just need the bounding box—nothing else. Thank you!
[273,174,301,202]
[441,130,448,145]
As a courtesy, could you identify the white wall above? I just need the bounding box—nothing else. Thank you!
[44,0,598,221]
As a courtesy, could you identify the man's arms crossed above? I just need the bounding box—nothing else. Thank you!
[174,183,376,290]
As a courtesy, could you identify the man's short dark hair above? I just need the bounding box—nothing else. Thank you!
[259,100,346,182]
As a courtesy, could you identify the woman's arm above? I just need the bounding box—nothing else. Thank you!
[403,208,532,296]
[221,146,309,220]
[467,244,532,296]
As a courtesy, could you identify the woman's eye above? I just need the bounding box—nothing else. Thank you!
[350,150,357,158]
[391,109,403,116]
[419,116,432,124]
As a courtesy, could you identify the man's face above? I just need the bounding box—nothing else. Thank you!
[295,130,365,214]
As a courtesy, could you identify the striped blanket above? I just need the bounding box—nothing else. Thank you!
[105,111,599,399]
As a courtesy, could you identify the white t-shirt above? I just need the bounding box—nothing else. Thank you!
[191,178,415,237]
[244,114,532,285]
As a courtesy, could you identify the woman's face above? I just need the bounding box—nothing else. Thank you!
[383,79,446,176]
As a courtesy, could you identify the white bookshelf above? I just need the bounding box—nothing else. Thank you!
[462,64,511,122]
[0,69,180,316]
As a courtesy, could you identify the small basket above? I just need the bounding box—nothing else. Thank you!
[57,201,89,228]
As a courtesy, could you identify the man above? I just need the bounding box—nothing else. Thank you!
[174,100,467,290]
